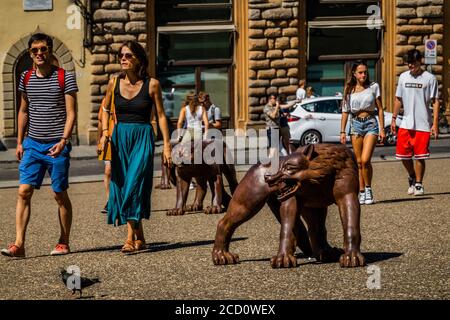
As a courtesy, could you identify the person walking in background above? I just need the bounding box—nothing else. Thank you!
[177,92,209,143]
[98,41,172,253]
[392,49,439,196]
[199,92,221,130]
[1,33,78,257]
[296,79,306,102]
[264,93,282,157]
[277,94,296,154]
[340,60,385,205]
[305,86,317,99]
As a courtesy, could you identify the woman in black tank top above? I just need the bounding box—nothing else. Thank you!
[99,41,173,253]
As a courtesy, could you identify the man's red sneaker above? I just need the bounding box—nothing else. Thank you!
[1,244,25,258]
[50,243,70,256]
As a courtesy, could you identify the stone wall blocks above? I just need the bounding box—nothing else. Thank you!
[271,58,299,69]
[277,69,287,78]
[283,49,299,58]
[398,25,433,34]
[275,37,290,50]
[249,59,271,70]
[397,8,417,19]
[249,87,267,97]
[249,51,267,60]
[266,50,283,59]
[282,28,298,37]
[249,9,260,20]
[129,4,146,11]
[91,74,110,85]
[125,22,146,33]
[249,20,266,28]
[91,54,109,65]
[264,28,282,38]
[261,8,293,20]
[101,1,120,9]
[287,68,298,77]
[416,6,443,18]
[249,39,268,51]
[249,80,270,88]
[271,78,290,87]
[278,85,298,95]
[93,9,129,22]
[257,69,276,79]
[103,22,125,34]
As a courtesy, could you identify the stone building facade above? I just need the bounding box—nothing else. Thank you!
[247,0,300,125]
[88,0,148,143]
[1,0,450,149]
[396,0,444,86]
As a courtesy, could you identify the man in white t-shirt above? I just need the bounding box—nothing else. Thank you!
[391,49,440,196]
[296,79,306,102]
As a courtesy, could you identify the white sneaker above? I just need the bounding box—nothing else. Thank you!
[189,182,196,190]
[359,192,365,205]
[407,176,416,195]
[364,187,374,205]
[414,184,424,196]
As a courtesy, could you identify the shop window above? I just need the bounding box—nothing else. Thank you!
[157,0,232,25]
[306,0,382,97]
[156,0,234,125]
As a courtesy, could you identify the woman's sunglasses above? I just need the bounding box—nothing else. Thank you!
[118,53,134,60]
[29,46,50,55]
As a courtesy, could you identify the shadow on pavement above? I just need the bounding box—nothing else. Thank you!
[423,191,450,196]
[376,197,433,204]
[240,252,402,267]
[363,252,403,264]
[126,237,247,256]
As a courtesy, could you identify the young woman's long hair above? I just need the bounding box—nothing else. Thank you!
[119,41,149,80]
[344,60,371,103]
[186,92,200,115]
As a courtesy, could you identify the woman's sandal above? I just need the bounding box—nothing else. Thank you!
[134,240,146,251]
[121,240,136,253]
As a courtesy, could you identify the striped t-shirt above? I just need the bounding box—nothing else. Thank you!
[18,67,78,141]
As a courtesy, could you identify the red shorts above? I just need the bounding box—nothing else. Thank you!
[396,128,430,160]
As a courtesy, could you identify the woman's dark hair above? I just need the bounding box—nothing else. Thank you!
[344,60,371,102]
[119,41,149,79]
[28,33,53,49]
[404,49,423,64]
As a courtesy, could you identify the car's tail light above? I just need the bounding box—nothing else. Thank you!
[288,115,301,122]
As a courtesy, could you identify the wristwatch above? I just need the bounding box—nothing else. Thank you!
[61,137,70,145]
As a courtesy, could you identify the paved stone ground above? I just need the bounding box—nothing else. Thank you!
[0,159,449,300]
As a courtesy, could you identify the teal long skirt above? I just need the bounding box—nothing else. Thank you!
[107,122,154,226]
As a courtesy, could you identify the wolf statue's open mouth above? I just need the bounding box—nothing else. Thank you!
[277,179,300,201]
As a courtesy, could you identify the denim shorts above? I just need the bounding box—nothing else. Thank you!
[19,137,71,192]
[350,116,379,137]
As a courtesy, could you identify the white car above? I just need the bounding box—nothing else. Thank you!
[287,96,402,146]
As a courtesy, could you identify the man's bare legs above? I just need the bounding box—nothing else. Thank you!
[402,159,425,183]
[54,190,73,245]
[14,184,35,248]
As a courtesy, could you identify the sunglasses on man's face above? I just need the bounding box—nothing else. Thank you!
[118,52,134,60]
[29,46,50,55]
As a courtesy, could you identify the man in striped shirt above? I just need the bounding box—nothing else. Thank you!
[1,33,78,258]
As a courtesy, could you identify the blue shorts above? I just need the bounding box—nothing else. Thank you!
[350,116,379,137]
[19,137,71,192]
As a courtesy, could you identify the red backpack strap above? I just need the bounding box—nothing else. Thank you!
[23,69,34,88]
[57,67,65,92]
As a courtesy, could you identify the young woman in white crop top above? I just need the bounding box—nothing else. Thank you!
[340,60,386,205]
[177,92,209,143]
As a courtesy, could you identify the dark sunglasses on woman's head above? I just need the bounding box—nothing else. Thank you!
[118,52,134,60]
[29,46,50,55]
